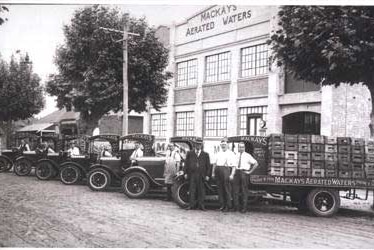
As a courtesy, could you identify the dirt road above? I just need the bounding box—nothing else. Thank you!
[0,172,373,248]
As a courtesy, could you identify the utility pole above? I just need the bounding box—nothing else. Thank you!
[99,14,139,136]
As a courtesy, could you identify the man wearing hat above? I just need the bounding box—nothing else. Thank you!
[184,138,211,210]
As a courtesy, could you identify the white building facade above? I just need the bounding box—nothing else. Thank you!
[144,5,372,155]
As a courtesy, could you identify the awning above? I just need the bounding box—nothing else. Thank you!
[17,123,55,133]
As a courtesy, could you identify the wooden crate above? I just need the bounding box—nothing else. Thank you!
[325,136,337,145]
[285,167,298,177]
[325,144,337,153]
[337,137,352,145]
[298,160,311,169]
[270,158,285,168]
[298,152,311,161]
[312,169,325,178]
[311,135,325,144]
[365,154,374,163]
[365,147,374,155]
[285,142,298,151]
[351,145,364,154]
[311,144,324,152]
[339,170,352,178]
[269,134,284,143]
[338,154,351,164]
[365,163,374,171]
[352,154,364,163]
[352,171,365,179]
[352,163,364,171]
[365,139,374,147]
[351,138,365,146]
[270,149,285,159]
[311,152,324,161]
[338,145,351,154]
[312,161,324,169]
[285,151,298,160]
[298,134,311,143]
[298,144,311,152]
[325,169,338,178]
[285,134,298,143]
[365,169,374,179]
[268,167,284,176]
[325,161,338,170]
[325,153,337,162]
[339,162,352,170]
[268,141,285,150]
[285,159,297,168]
[298,168,311,177]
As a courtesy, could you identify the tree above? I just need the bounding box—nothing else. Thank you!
[0,5,8,26]
[46,5,171,135]
[269,6,374,136]
[0,54,45,146]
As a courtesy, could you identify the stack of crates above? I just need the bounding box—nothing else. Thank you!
[268,134,285,176]
[311,135,325,177]
[351,138,365,179]
[337,137,352,178]
[284,134,299,177]
[365,139,374,179]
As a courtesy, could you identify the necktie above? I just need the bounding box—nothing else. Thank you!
[238,152,242,169]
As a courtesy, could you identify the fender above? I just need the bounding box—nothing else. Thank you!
[174,170,186,183]
[15,156,34,165]
[123,166,163,187]
[59,161,86,175]
[36,159,59,171]
[0,155,14,165]
[88,164,120,179]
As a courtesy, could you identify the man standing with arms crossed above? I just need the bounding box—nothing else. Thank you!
[230,142,258,213]
[212,138,236,212]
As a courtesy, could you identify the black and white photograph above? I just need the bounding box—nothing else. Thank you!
[0,1,374,248]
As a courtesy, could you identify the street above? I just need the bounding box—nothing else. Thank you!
[0,172,374,248]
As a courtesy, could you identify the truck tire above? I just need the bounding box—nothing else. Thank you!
[35,162,54,180]
[60,164,81,185]
[14,159,32,176]
[122,172,150,198]
[0,157,11,173]
[306,188,340,217]
[172,180,189,208]
[88,169,111,191]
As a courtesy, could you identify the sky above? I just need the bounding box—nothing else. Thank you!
[0,3,206,118]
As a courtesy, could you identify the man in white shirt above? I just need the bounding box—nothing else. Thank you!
[230,142,258,213]
[67,142,80,156]
[130,141,144,163]
[212,138,236,212]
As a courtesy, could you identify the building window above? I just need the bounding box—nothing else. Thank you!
[282,112,321,135]
[151,113,166,137]
[239,106,267,136]
[205,51,231,83]
[241,44,268,77]
[204,109,227,137]
[176,59,198,87]
[175,111,194,136]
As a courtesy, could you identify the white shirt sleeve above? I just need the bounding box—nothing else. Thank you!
[137,149,143,157]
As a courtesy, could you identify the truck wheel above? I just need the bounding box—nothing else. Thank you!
[0,157,11,172]
[60,165,81,185]
[306,189,340,217]
[87,169,111,191]
[35,162,54,180]
[122,172,149,198]
[172,180,189,208]
[14,159,32,176]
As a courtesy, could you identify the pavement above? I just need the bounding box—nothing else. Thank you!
[339,190,374,216]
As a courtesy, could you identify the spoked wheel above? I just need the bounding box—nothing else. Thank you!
[35,161,55,180]
[0,157,11,173]
[60,165,81,185]
[172,180,189,208]
[14,159,32,176]
[87,169,111,191]
[122,172,150,198]
[306,189,340,217]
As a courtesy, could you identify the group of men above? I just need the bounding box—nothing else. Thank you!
[184,138,258,213]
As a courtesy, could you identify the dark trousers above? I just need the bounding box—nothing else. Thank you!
[189,172,205,208]
[215,166,232,208]
[232,170,249,210]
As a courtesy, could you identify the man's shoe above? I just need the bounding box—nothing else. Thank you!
[185,206,195,210]
[219,206,226,211]
[240,208,247,213]
[222,207,229,212]
[199,206,206,211]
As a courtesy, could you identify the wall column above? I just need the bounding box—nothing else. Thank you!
[227,48,239,137]
[195,55,205,137]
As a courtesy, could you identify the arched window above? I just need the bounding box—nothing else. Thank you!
[282,112,320,135]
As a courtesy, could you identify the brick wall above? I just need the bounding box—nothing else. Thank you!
[238,78,268,98]
[174,88,196,104]
[203,83,230,101]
